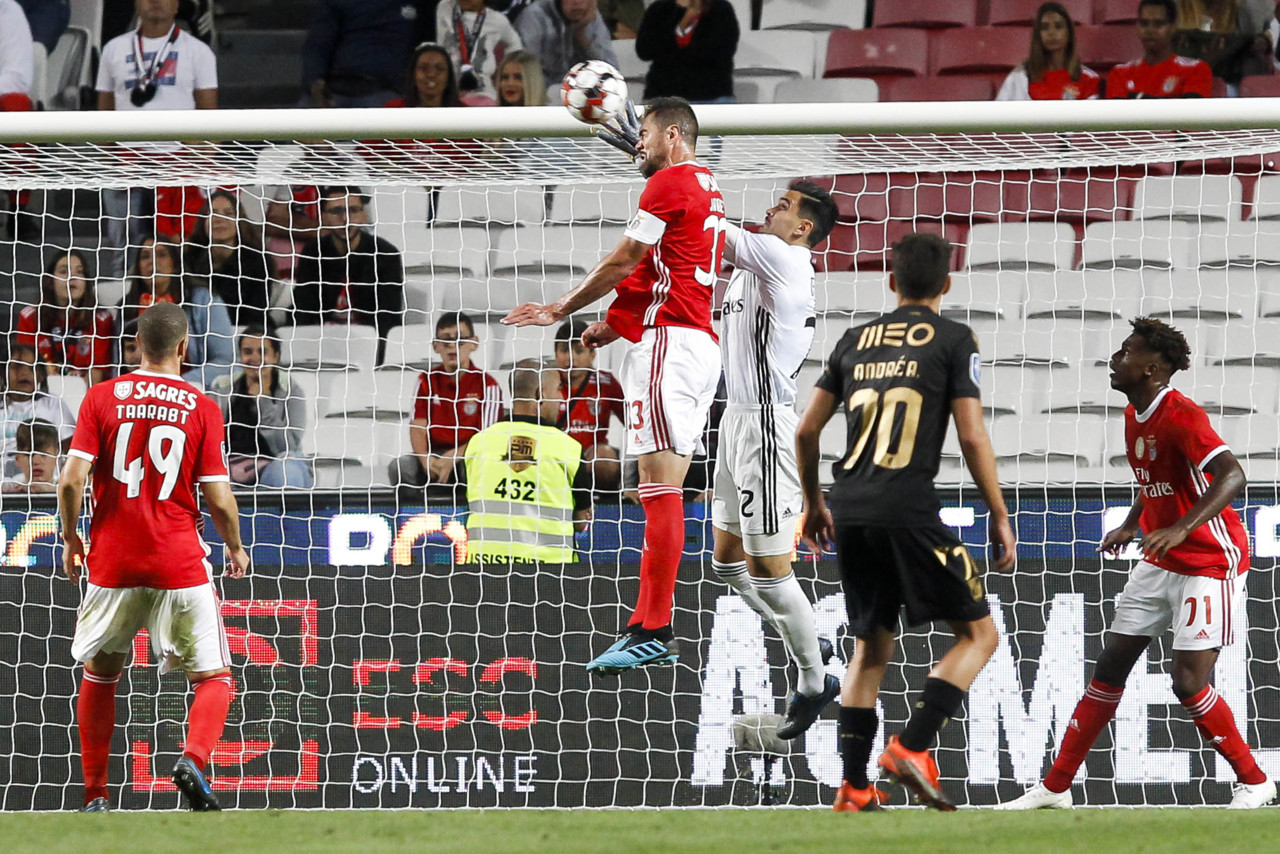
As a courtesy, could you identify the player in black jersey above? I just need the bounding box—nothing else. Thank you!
[796,232,1016,812]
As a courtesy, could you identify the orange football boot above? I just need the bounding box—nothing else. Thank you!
[877,735,955,811]
[833,781,887,812]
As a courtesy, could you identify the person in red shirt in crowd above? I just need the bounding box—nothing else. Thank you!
[997,1,1101,101]
[16,249,115,386]
[59,302,251,812]
[554,318,624,493]
[999,317,1274,811]
[1107,0,1213,98]
[389,310,504,487]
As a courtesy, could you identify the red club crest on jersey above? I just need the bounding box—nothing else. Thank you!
[114,381,134,400]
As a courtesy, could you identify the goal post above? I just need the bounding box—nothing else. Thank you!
[1,103,1279,809]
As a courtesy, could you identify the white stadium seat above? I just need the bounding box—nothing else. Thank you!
[942,271,1026,320]
[1080,221,1201,270]
[548,185,639,224]
[816,272,894,317]
[760,0,868,30]
[1132,174,1243,222]
[774,78,878,104]
[1213,318,1280,366]
[1140,270,1254,320]
[736,30,820,77]
[281,324,380,372]
[965,222,1076,271]
[433,186,547,225]
[1023,269,1149,319]
[1197,222,1280,269]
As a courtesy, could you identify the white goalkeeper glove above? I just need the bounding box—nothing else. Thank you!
[595,100,642,164]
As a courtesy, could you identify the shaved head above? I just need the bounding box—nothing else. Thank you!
[137,302,188,360]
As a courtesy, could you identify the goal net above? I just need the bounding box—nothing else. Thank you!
[1,102,1279,809]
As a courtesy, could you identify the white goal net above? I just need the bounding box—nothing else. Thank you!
[1,102,1279,809]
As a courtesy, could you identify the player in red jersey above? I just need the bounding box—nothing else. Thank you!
[999,318,1274,810]
[58,303,251,813]
[554,318,625,493]
[1106,0,1211,99]
[504,97,725,674]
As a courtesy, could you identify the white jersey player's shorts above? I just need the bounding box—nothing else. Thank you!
[1110,561,1246,650]
[620,326,721,457]
[71,582,232,675]
[712,404,803,556]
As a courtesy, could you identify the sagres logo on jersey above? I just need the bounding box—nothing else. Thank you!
[114,381,134,400]
[505,435,536,472]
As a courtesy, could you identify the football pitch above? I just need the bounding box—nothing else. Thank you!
[1,808,1275,854]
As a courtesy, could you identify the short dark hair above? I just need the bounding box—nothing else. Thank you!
[555,318,589,348]
[788,180,839,247]
[1129,316,1191,373]
[237,325,281,356]
[436,310,476,338]
[891,233,953,300]
[643,97,698,147]
[319,186,370,210]
[16,419,59,454]
[1138,0,1176,22]
[136,302,189,360]
[509,358,546,400]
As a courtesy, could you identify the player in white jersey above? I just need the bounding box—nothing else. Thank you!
[712,180,843,739]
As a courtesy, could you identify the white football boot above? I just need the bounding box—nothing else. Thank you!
[993,782,1074,810]
[1228,778,1277,809]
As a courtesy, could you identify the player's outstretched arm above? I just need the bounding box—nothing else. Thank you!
[952,397,1016,572]
[1142,451,1246,561]
[200,480,251,579]
[57,455,92,584]
[796,386,839,554]
[1099,494,1143,557]
[502,237,650,327]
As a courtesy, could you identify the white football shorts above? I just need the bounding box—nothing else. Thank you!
[1110,561,1246,650]
[619,326,721,457]
[712,404,803,555]
[71,582,232,675]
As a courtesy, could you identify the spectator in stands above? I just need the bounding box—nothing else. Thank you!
[16,249,114,386]
[553,318,623,494]
[1,338,74,479]
[495,49,547,105]
[119,234,235,387]
[1173,0,1273,85]
[635,0,738,103]
[389,310,504,488]
[515,0,618,99]
[437,0,523,104]
[302,0,432,108]
[97,0,218,276]
[208,327,314,489]
[385,41,464,107]
[463,359,592,563]
[2,419,59,494]
[265,181,322,282]
[291,186,406,361]
[1108,0,1213,97]
[19,1,69,54]
[997,2,1101,100]
[186,190,273,329]
[600,0,644,38]
[0,0,34,110]
[117,317,142,375]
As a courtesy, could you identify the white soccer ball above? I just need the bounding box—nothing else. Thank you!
[561,60,628,126]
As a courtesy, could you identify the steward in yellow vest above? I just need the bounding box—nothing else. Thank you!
[464,360,593,563]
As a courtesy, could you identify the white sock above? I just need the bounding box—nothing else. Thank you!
[712,558,777,623]
[751,572,826,697]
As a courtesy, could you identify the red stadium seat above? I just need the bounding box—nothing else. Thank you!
[887,172,1008,223]
[822,174,892,223]
[824,29,930,78]
[822,220,967,271]
[1240,76,1280,98]
[1019,170,1136,224]
[930,28,1025,76]
[879,75,995,101]
[987,0,1092,26]
[1178,152,1280,176]
[1075,25,1137,72]
[1096,0,1139,25]
[873,0,977,29]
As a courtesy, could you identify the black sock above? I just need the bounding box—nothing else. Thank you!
[899,677,966,753]
[839,706,879,788]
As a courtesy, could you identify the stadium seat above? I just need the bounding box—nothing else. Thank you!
[46,374,87,416]
[1023,268,1149,318]
[887,172,1007,224]
[930,28,1024,76]
[1019,170,1135,224]
[942,271,1026,319]
[1214,318,1280,365]
[1096,0,1140,24]
[308,417,408,475]
[818,418,848,463]
[1198,224,1280,269]
[489,225,625,280]
[986,317,1097,366]
[737,30,821,77]
[1240,77,1280,98]
[1132,175,1243,222]
[371,185,432,249]
[548,184,639,225]
[873,0,976,29]
[718,178,795,223]
[815,271,895,315]
[1248,175,1280,220]
[1141,269,1254,321]
[1079,221,1200,269]
[822,221,967,271]
[823,173,891,222]
[1190,365,1279,415]
[964,222,1076,270]
[878,76,995,101]
[774,78,879,103]
[381,325,435,372]
[1041,364,1123,416]
[501,326,559,369]
[432,186,548,226]
[761,0,868,30]
[991,413,1108,465]
[398,225,490,278]
[611,37,648,88]
[824,28,930,78]
[281,324,380,372]
[1074,25,1137,72]
[986,0,1091,26]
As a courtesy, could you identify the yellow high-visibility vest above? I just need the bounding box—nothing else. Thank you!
[463,420,582,563]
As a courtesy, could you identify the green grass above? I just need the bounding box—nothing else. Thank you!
[1,808,1277,854]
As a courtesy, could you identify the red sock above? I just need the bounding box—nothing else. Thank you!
[1182,685,1267,785]
[183,675,234,771]
[630,483,685,632]
[1043,679,1124,794]
[78,670,120,805]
